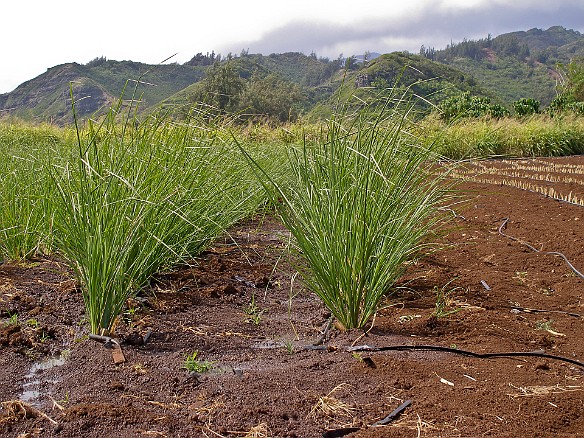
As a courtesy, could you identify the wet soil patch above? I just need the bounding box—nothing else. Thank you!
[1,159,584,437]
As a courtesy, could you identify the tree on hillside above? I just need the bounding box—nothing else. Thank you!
[239,73,304,122]
[190,61,244,112]
[564,57,584,101]
[513,98,540,116]
[547,57,584,116]
[184,51,220,66]
[437,92,510,122]
[344,56,358,71]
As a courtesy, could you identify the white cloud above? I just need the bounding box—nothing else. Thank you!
[0,0,583,93]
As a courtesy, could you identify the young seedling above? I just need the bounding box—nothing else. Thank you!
[244,295,265,326]
[535,319,565,336]
[5,313,18,327]
[283,340,295,354]
[183,351,214,373]
[514,271,528,284]
[26,318,40,329]
[433,283,461,319]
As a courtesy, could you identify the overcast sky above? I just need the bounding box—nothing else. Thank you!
[1,0,583,93]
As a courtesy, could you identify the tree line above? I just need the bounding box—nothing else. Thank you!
[437,57,584,121]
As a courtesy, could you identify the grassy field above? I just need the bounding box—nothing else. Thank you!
[420,114,584,159]
[2,104,584,334]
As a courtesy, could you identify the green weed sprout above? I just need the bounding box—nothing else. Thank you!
[183,351,214,373]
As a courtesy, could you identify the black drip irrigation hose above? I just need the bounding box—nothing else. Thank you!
[509,305,582,319]
[498,218,584,280]
[347,344,584,370]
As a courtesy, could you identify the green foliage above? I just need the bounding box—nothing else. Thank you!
[50,87,265,335]
[445,56,556,107]
[438,92,510,122]
[183,351,214,373]
[424,115,584,158]
[239,91,450,329]
[0,123,70,260]
[189,65,306,123]
[0,60,205,125]
[243,294,264,326]
[239,73,304,122]
[4,313,19,327]
[560,57,584,102]
[190,62,245,112]
[431,26,584,107]
[433,282,461,319]
[513,98,540,116]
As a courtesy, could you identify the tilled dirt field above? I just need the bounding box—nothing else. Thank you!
[1,157,584,437]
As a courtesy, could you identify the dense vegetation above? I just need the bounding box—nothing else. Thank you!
[2,26,584,334]
[2,79,584,333]
[421,26,584,106]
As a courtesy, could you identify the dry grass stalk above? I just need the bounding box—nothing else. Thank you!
[450,159,584,207]
[308,383,356,419]
[121,394,182,410]
[385,413,438,436]
[243,423,270,438]
[190,397,225,423]
[140,431,168,437]
[0,400,57,425]
[507,383,582,398]
[224,422,271,438]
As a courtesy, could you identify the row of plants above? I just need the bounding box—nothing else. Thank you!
[421,114,584,159]
[1,87,452,335]
[437,92,584,123]
[0,93,280,335]
[3,84,583,336]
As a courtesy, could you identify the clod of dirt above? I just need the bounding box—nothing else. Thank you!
[223,285,240,295]
[123,332,144,346]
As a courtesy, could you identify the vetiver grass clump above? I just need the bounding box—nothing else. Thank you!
[51,96,265,335]
[0,123,72,260]
[241,92,450,329]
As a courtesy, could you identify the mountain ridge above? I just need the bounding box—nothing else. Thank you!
[2,26,583,125]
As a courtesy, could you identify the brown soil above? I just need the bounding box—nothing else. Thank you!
[1,157,584,438]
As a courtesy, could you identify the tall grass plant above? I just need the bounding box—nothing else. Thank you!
[423,114,584,159]
[51,95,265,335]
[0,123,70,260]
[240,91,450,329]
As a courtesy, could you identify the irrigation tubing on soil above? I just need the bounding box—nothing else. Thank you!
[509,305,582,318]
[498,218,584,280]
[346,344,584,369]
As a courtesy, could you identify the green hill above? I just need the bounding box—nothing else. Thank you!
[0,59,205,125]
[425,26,584,106]
[2,26,583,125]
[307,52,491,120]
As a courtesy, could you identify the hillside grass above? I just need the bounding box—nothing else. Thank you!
[421,114,584,158]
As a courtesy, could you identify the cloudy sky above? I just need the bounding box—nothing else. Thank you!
[1,0,583,93]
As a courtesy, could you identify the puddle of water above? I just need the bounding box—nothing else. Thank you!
[26,355,67,377]
[251,340,285,349]
[19,351,68,406]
